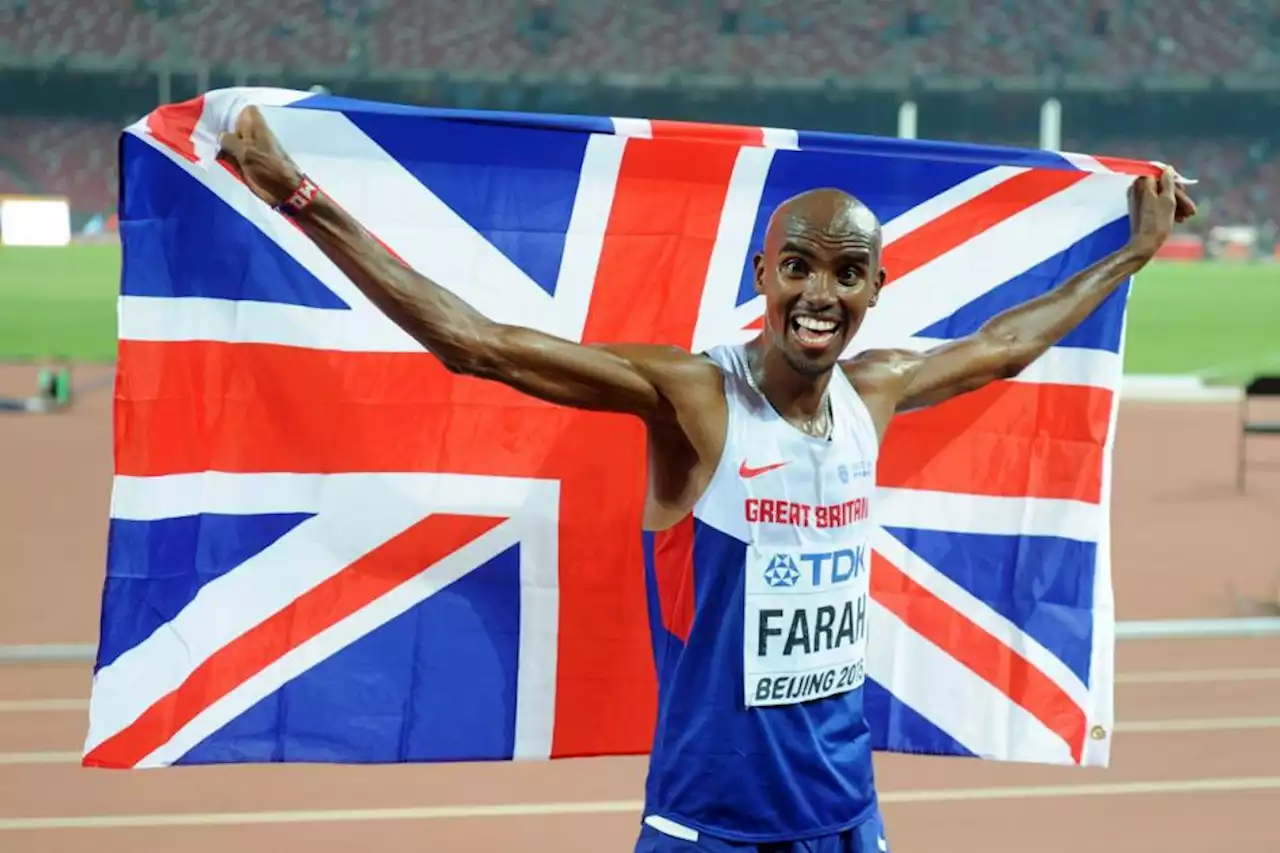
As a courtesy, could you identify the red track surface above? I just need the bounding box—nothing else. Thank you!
[1,364,1278,851]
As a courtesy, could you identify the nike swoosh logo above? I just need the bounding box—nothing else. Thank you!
[739,460,789,479]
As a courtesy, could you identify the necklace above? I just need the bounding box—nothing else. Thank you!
[744,357,834,440]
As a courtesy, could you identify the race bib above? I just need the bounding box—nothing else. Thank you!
[744,543,870,707]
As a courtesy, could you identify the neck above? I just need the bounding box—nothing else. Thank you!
[747,339,833,421]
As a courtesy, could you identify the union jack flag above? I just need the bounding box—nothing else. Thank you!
[84,87,1159,770]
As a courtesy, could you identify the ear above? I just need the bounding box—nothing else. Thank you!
[752,252,765,294]
[869,267,887,307]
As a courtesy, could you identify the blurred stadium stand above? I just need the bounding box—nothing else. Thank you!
[1,0,1277,252]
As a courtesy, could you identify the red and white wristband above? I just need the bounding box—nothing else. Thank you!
[275,175,322,217]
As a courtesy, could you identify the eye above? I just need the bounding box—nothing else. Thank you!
[838,265,867,286]
[781,257,809,277]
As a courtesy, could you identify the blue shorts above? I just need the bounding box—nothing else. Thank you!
[635,811,889,853]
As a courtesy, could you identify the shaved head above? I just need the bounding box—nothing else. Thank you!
[764,188,882,255]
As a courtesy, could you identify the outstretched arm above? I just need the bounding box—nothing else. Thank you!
[217,106,694,418]
[852,169,1196,413]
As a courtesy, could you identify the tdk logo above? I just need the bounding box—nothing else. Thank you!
[763,554,801,588]
[763,547,867,588]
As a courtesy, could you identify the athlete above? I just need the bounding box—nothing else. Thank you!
[217,106,1195,852]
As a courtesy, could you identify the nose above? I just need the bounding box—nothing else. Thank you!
[800,270,840,308]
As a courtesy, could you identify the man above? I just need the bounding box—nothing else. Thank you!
[217,107,1194,852]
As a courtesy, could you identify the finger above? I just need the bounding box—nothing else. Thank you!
[1160,166,1175,195]
[217,131,242,158]
[237,105,262,135]
[1174,187,1198,223]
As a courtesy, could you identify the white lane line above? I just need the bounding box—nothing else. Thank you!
[880,776,1280,804]
[1117,668,1280,685]
[1,777,1278,830]
[0,751,81,765]
[0,699,88,713]
[1116,716,1280,734]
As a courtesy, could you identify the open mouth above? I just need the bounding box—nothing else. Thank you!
[789,314,842,350]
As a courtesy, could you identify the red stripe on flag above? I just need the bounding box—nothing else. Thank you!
[649,120,766,147]
[882,169,1088,284]
[870,551,1087,763]
[114,342,575,477]
[1091,156,1162,178]
[549,135,745,757]
[877,380,1112,503]
[145,96,205,164]
[652,515,696,643]
[82,513,504,769]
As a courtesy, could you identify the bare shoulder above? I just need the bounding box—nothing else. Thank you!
[840,347,918,396]
[839,348,922,441]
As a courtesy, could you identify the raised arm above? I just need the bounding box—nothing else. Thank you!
[850,169,1196,414]
[216,105,699,419]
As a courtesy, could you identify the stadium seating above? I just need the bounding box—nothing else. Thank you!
[0,117,120,214]
[2,0,1277,77]
[1,0,170,64]
[2,0,1277,224]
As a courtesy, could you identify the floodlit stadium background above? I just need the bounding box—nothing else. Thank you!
[1,2,1278,851]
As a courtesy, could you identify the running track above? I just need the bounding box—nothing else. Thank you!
[1,365,1278,852]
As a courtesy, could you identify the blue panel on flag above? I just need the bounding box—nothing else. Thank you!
[884,527,1095,684]
[175,545,522,765]
[117,136,350,309]
[913,217,1131,352]
[736,150,993,307]
[864,678,976,757]
[294,93,616,135]
[97,512,314,671]
[341,110,591,297]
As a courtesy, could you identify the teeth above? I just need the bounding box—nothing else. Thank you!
[796,316,837,332]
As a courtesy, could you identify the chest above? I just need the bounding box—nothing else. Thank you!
[704,405,878,551]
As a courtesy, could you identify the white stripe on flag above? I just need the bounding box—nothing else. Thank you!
[874,489,1101,543]
[118,295,414,351]
[551,136,628,343]
[260,108,561,334]
[693,145,776,352]
[760,127,800,150]
[867,598,1074,764]
[1057,151,1111,174]
[852,172,1132,352]
[509,483,560,761]
[86,473,558,754]
[110,473,330,519]
[880,166,1028,244]
[871,527,1090,712]
[610,117,653,139]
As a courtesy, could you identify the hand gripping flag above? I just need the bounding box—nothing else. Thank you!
[85,87,1165,770]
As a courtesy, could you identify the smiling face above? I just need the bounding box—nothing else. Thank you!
[752,188,886,377]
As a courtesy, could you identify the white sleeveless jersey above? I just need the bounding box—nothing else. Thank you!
[697,343,880,706]
[640,342,883,842]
